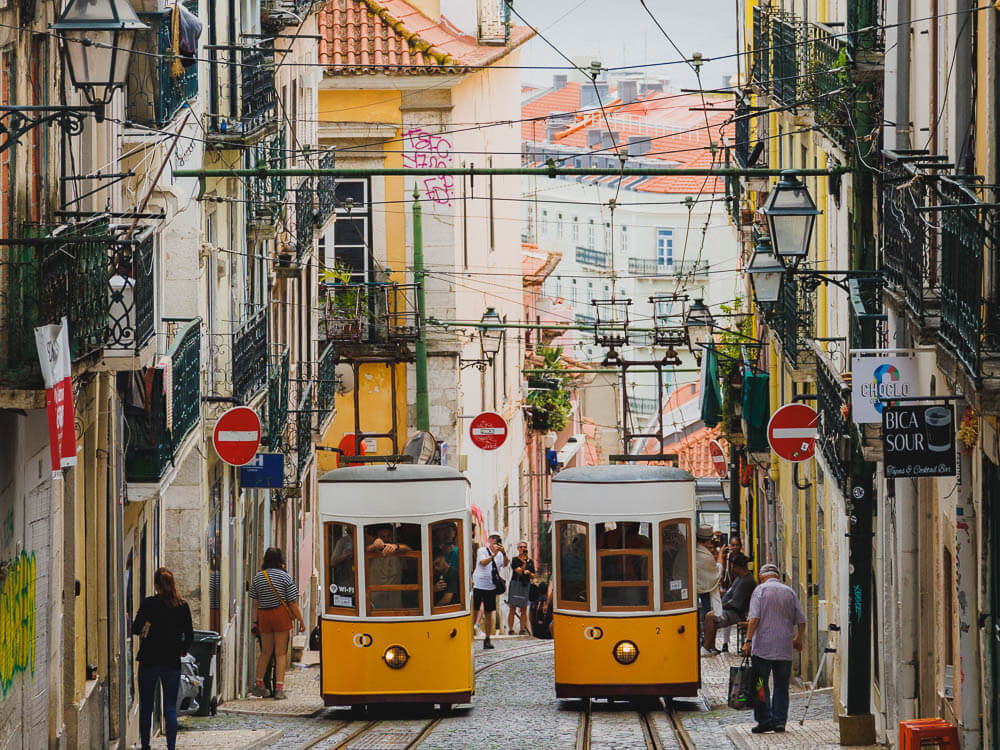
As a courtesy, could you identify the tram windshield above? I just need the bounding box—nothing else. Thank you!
[364,523,422,616]
[430,520,464,612]
[325,523,358,614]
[660,520,692,609]
[596,522,652,610]
[556,521,589,609]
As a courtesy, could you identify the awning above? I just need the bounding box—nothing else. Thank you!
[742,372,770,453]
[699,348,722,428]
[470,505,486,547]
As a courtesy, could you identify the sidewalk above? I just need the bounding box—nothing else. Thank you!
[217,656,324,718]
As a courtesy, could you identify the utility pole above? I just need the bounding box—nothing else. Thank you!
[413,186,429,432]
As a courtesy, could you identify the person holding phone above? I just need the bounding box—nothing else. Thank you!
[471,533,507,649]
[433,553,459,606]
[507,541,535,635]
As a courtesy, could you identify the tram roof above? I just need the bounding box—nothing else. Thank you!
[319,464,470,485]
[318,464,471,519]
[553,465,695,484]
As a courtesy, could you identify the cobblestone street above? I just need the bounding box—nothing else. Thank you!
[146,635,881,750]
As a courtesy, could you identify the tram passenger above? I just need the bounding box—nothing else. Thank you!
[433,521,460,569]
[598,522,651,606]
[366,525,413,611]
[329,525,356,608]
[433,553,460,606]
[559,532,588,603]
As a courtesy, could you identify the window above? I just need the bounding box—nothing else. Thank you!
[556,213,563,238]
[554,276,562,298]
[364,523,422,615]
[586,280,593,304]
[557,521,589,609]
[571,278,577,304]
[604,222,612,251]
[656,228,674,267]
[587,219,595,248]
[430,520,464,613]
[572,216,579,241]
[596,521,652,610]
[620,225,628,254]
[328,179,371,282]
[659,520,692,609]
[541,210,549,236]
[526,205,534,237]
[325,523,358,614]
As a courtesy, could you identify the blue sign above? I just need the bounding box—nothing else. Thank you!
[239,453,284,488]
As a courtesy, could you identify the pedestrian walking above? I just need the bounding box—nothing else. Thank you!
[695,525,721,637]
[472,533,507,649]
[131,567,194,750]
[249,547,306,700]
[507,540,535,635]
[702,552,755,654]
[741,563,806,734]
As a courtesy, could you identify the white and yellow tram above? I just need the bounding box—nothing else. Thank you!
[551,465,700,699]
[317,464,474,709]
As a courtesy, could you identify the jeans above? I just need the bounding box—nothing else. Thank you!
[751,655,792,727]
[138,663,181,750]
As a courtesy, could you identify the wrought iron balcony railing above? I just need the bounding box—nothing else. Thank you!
[233,307,268,403]
[317,342,336,429]
[938,178,1000,380]
[316,149,337,227]
[297,381,313,479]
[802,23,851,149]
[765,276,814,368]
[125,318,201,482]
[880,155,938,329]
[816,351,850,493]
[208,43,276,137]
[770,14,800,106]
[295,177,316,261]
[246,131,287,228]
[627,257,709,277]
[240,45,277,133]
[127,10,198,128]
[266,348,290,452]
[576,247,608,268]
[320,282,420,346]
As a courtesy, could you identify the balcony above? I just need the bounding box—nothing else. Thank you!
[816,349,850,493]
[320,282,420,348]
[296,381,313,479]
[125,318,202,483]
[265,348,290,452]
[233,308,268,404]
[765,277,814,368]
[316,343,337,432]
[127,10,198,127]
[246,131,287,229]
[627,395,658,416]
[262,0,321,30]
[316,149,337,227]
[802,23,851,149]
[938,178,1000,381]
[208,43,276,140]
[628,257,710,277]
[295,177,316,261]
[576,247,608,268]
[770,14,800,106]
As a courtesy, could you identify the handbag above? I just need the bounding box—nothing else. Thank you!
[728,656,757,710]
[528,582,540,602]
[309,624,321,651]
[263,570,296,624]
[491,559,506,595]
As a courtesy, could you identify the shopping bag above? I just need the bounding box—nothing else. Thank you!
[728,656,757,710]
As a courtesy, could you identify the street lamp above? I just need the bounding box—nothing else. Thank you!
[746,235,785,305]
[684,298,715,355]
[759,171,820,270]
[479,307,504,361]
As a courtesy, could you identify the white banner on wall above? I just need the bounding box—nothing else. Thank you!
[850,350,920,424]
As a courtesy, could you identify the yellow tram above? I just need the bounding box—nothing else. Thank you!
[317,464,474,709]
[551,465,700,699]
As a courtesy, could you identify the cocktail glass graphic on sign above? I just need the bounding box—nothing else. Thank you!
[925,406,953,452]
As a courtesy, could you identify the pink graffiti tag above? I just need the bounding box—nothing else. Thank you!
[404,128,455,206]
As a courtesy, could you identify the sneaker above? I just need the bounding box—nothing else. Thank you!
[721,643,729,652]
[483,639,495,650]
[272,689,287,700]
[700,647,719,657]
[751,721,774,734]
[773,725,786,733]
[519,629,529,636]
[249,684,268,698]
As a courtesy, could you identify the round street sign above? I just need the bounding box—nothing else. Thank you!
[213,406,262,466]
[337,433,367,467]
[469,411,508,451]
[767,403,819,462]
[709,439,727,477]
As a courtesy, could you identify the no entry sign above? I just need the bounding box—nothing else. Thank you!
[767,403,818,462]
[213,406,262,466]
[469,411,508,451]
[709,439,727,477]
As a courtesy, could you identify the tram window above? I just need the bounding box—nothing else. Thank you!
[364,523,422,615]
[596,522,652,610]
[660,520,692,609]
[556,521,589,610]
[429,520,464,612]
[325,523,358,614]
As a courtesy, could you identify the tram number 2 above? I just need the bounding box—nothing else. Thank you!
[655,627,661,635]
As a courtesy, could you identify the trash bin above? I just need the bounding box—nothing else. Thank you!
[189,630,222,716]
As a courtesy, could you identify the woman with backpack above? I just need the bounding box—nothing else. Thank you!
[249,547,305,699]
[132,567,194,750]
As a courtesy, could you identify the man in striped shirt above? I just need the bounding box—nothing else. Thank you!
[741,563,806,734]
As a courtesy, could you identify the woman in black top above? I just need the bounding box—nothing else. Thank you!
[132,567,193,750]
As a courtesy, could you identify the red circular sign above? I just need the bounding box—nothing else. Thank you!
[469,411,508,451]
[709,439,727,477]
[767,403,818,462]
[213,406,262,466]
[337,433,367,467]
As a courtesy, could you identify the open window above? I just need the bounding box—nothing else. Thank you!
[364,522,422,616]
[659,519,692,610]
[429,519,464,613]
[325,522,358,614]
[556,520,589,610]
[596,521,652,611]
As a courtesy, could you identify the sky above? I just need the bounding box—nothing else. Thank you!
[441,0,742,92]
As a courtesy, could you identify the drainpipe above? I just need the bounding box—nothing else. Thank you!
[413,187,430,432]
[956,401,981,748]
[896,473,919,720]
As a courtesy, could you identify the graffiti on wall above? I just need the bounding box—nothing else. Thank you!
[0,550,36,697]
[404,128,455,206]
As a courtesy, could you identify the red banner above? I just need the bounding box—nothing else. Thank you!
[35,317,77,475]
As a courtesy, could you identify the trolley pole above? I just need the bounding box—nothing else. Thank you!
[413,186,430,432]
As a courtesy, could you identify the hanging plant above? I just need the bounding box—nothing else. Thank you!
[527,347,573,433]
[958,409,979,451]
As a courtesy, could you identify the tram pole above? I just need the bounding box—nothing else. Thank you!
[413,186,430,432]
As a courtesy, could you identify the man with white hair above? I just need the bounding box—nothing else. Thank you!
[742,563,806,733]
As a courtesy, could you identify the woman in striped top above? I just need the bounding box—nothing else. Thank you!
[249,547,305,699]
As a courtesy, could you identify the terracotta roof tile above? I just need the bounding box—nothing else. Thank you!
[320,0,533,74]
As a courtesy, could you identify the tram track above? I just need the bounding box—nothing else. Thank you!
[574,698,697,750]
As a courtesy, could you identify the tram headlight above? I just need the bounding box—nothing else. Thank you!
[383,645,409,669]
[612,640,639,665]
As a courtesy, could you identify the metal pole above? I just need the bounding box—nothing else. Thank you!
[523,368,700,375]
[413,187,430,432]
[956,403,982,748]
[174,166,852,179]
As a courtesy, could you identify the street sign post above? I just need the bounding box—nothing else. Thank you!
[709,439,727,477]
[767,403,818,462]
[239,453,284,488]
[213,406,262,466]
[469,411,508,451]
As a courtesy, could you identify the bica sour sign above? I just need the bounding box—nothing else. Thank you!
[882,403,956,478]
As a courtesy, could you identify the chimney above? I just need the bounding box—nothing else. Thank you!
[627,136,651,157]
[409,0,440,22]
[580,85,598,109]
[477,0,508,45]
[640,82,664,94]
[619,80,638,103]
[601,131,620,150]
[587,129,603,148]
[546,119,563,142]
[552,73,568,90]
